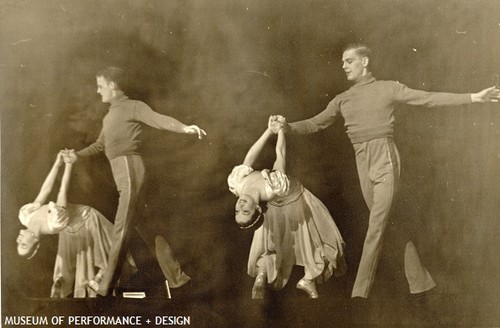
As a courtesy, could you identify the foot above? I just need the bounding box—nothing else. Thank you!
[408,286,438,308]
[51,277,64,298]
[252,273,266,299]
[296,279,318,298]
[85,280,100,294]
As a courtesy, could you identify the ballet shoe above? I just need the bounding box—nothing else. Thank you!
[85,279,100,294]
[51,277,64,298]
[252,273,266,299]
[296,279,318,298]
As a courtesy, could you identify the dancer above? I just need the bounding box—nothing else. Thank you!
[277,43,500,299]
[228,116,346,299]
[64,66,204,296]
[17,151,114,298]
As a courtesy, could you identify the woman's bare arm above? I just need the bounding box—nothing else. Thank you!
[33,152,64,204]
[56,162,72,208]
[272,129,286,173]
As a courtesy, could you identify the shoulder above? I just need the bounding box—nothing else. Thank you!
[366,80,405,96]
[228,164,254,183]
[326,94,344,110]
[227,165,254,195]
[229,164,254,176]
[378,79,405,88]
[19,202,42,226]
[130,100,153,113]
[262,169,290,197]
[134,99,149,107]
[46,201,70,233]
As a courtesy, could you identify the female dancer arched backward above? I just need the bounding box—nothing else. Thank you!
[16,151,115,297]
[228,116,346,299]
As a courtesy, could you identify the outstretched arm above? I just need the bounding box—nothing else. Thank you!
[135,103,207,139]
[56,162,73,208]
[395,83,500,107]
[33,152,64,204]
[276,100,340,135]
[272,129,286,173]
[243,125,274,167]
[74,129,105,159]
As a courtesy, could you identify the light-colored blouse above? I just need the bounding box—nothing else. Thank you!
[19,201,68,233]
[227,164,290,200]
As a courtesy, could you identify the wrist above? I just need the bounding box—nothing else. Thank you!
[470,93,478,103]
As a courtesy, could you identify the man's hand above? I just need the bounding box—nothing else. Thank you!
[183,125,207,139]
[471,86,500,103]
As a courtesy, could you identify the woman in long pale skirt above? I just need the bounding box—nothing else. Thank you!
[16,152,113,297]
[228,117,346,299]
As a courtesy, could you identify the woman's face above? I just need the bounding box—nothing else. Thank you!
[235,195,257,226]
[16,229,39,257]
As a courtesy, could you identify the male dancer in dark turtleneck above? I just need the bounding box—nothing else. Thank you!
[279,43,499,300]
[67,66,206,296]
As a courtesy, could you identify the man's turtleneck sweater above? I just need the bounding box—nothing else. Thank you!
[77,95,185,160]
[289,74,472,144]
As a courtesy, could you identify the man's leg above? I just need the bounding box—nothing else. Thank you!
[154,235,191,288]
[98,155,145,296]
[351,138,398,298]
[404,240,436,294]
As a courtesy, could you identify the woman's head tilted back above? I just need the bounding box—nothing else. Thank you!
[234,195,265,230]
[16,229,40,259]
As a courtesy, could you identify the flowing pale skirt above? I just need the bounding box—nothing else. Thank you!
[51,205,113,298]
[247,180,346,290]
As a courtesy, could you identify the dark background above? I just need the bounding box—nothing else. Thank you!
[1,0,499,327]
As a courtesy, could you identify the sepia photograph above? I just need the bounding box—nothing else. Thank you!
[1,0,499,327]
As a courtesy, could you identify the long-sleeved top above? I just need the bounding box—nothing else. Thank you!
[77,95,186,160]
[289,74,472,144]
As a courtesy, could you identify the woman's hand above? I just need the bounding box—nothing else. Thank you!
[55,151,65,167]
[183,125,207,139]
[268,115,286,134]
[61,149,78,164]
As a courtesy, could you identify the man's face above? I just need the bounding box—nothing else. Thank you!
[342,49,368,82]
[96,76,114,103]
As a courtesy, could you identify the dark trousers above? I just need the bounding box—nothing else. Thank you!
[351,138,436,298]
[98,155,145,295]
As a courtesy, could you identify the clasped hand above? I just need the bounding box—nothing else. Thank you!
[268,115,287,134]
[59,149,77,164]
